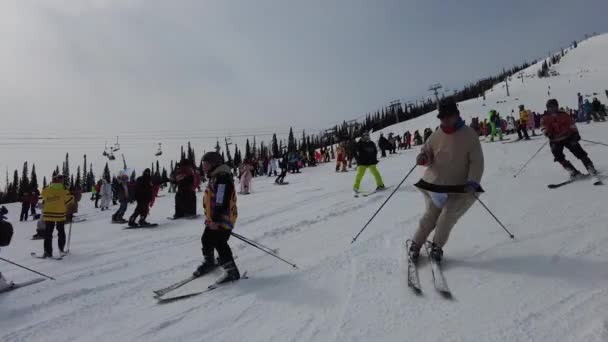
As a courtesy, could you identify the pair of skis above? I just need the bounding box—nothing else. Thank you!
[547,173,603,189]
[354,185,391,198]
[406,240,451,298]
[153,271,247,304]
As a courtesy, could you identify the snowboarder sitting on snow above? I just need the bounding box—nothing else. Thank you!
[542,98,598,179]
[41,175,74,258]
[193,152,240,284]
[128,168,154,227]
[409,99,484,263]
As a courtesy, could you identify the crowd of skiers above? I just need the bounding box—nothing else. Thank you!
[1,90,606,292]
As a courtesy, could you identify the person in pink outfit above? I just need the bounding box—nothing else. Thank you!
[239,160,254,194]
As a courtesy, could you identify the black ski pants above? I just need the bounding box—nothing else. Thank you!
[130,201,150,223]
[275,169,287,184]
[174,190,196,218]
[517,125,530,140]
[550,135,593,170]
[201,228,234,265]
[20,203,30,221]
[113,200,128,221]
[44,221,66,255]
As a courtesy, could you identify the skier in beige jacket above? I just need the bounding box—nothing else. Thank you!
[409,99,485,263]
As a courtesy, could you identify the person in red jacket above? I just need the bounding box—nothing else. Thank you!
[542,98,597,178]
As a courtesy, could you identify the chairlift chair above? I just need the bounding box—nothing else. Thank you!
[155,143,163,157]
[112,136,121,152]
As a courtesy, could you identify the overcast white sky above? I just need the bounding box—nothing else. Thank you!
[1,0,607,176]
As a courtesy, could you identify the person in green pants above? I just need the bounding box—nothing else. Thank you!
[488,110,504,142]
[353,132,385,195]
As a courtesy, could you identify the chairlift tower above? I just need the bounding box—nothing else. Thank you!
[428,83,443,109]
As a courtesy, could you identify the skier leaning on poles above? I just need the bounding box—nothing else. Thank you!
[408,100,485,263]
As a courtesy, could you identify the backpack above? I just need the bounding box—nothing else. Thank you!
[0,220,14,247]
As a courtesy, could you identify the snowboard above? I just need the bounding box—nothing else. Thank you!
[123,223,160,230]
[0,278,46,294]
[167,215,201,221]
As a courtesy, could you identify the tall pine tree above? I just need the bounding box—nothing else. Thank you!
[83,155,88,191]
[103,162,111,182]
[30,163,38,192]
[271,133,279,157]
[63,153,70,188]
[12,170,19,199]
[75,166,82,189]
[245,139,252,160]
[18,161,30,195]
[287,127,296,153]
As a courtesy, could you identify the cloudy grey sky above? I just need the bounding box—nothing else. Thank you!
[2,0,608,141]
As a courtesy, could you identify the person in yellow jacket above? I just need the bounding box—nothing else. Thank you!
[40,175,74,257]
[517,105,531,141]
[193,152,240,284]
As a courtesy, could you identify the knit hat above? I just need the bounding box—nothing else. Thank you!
[437,100,460,119]
[202,151,224,166]
[546,99,559,109]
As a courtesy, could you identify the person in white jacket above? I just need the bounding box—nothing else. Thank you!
[99,179,113,211]
[267,157,279,177]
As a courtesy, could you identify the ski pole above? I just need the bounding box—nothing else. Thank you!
[474,194,515,239]
[0,257,55,280]
[351,163,417,244]
[66,221,73,254]
[231,232,279,255]
[230,232,298,269]
[513,140,548,178]
[582,139,608,147]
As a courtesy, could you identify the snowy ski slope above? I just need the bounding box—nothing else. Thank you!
[1,34,608,342]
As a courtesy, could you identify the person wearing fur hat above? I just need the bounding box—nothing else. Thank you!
[409,99,484,263]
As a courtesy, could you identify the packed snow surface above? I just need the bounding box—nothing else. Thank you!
[1,34,608,342]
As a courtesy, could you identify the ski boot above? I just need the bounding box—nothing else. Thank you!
[193,258,217,277]
[138,218,152,226]
[376,185,386,191]
[128,217,138,227]
[586,164,598,176]
[408,241,420,262]
[0,272,13,292]
[429,243,444,263]
[43,251,53,259]
[215,261,241,284]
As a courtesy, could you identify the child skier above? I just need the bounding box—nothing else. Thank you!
[193,152,240,284]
